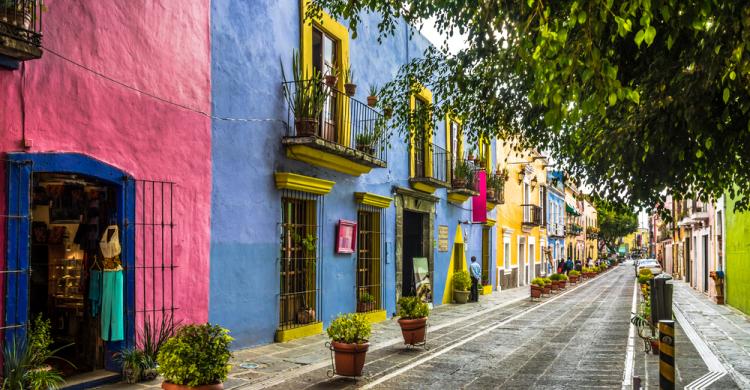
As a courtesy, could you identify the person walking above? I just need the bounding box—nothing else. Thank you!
[469,256,481,303]
[575,258,582,272]
[565,258,574,275]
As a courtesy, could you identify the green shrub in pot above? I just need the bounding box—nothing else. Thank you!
[157,324,233,389]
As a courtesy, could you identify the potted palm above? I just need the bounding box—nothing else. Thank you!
[397,296,430,345]
[343,66,356,96]
[367,84,378,107]
[157,323,232,390]
[281,51,328,137]
[530,278,544,299]
[3,314,69,390]
[357,292,376,313]
[355,132,376,155]
[115,348,147,384]
[452,270,472,304]
[327,313,371,377]
[324,63,339,88]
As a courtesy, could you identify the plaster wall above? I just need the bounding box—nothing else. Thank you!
[0,0,212,325]
[209,0,494,347]
[724,195,750,315]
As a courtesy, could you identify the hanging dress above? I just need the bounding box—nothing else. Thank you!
[100,225,124,342]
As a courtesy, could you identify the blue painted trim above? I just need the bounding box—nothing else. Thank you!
[0,55,20,70]
[4,153,135,374]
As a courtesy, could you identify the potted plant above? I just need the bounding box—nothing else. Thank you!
[140,313,179,381]
[396,296,430,345]
[355,132,376,155]
[281,51,328,137]
[325,63,339,88]
[558,273,568,288]
[367,84,378,107]
[452,159,472,189]
[383,105,393,118]
[3,314,69,390]
[541,277,552,295]
[486,173,498,200]
[296,305,316,324]
[343,66,356,96]
[467,147,476,161]
[530,278,544,299]
[357,292,376,313]
[157,324,232,390]
[452,270,472,304]
[568,270,580,284]
[115,348,146,384]
[326,313,371,377]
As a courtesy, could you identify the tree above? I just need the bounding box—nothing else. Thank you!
[597,203,639,252]
[307,1,750,210]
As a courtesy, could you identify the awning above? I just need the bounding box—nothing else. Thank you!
[566,203,581,216]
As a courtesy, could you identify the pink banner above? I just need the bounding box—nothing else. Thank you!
[473,170,487,222]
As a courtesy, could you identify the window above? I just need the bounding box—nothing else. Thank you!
[357,208,383,312]
[481,227,491,285]
[504,240,511,269]
[448,118,462,174]
[312,28,338,142]
[279,192,320,329]
[413,98,428,178]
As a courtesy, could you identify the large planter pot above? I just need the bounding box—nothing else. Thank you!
[569,276,578,284]
[542,286,551,295]
[558,281,567,289]
[162,382,224,390]
[398,317,427,345]
[530,285,542,299]
[454,290,470,304]
[550,281,559,291]
[330,341,369,377]
[294,118,318,137]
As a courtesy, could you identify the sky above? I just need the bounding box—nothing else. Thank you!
[419,17,468,55]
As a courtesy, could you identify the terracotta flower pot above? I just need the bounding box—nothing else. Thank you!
[331,341,369,377]
[367,96,378,107]
[356,143,375,156]
[294,118,318,137]
[325,75,338,88]
[542,286,551,295]
[649,339,660,355]
[398,317,427,345]
[344,83,357,96]
[357,301,375,313]
[383,107,393,118]
[530,285,542,298]
[162,382,224,390]
[550,281,559,291]
[453,290,470,304]
[559,281,567,289]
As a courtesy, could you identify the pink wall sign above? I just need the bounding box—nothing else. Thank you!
[337,220,357,253]
[473,170,487,222]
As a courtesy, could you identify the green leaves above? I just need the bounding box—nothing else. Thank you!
[724,87,730,103]
[644,26,656,45]
[157,324,233,387]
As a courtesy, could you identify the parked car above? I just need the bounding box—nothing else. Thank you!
[635,259,662,276]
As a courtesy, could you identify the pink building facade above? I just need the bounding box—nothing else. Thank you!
[1,0,210,380]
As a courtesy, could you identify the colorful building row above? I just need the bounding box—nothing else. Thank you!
[0,1,600,384]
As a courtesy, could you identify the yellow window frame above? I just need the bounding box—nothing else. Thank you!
[409,85,434,178]
[445,114,463,179]
[299,1,351,146]
[478,136,492,170]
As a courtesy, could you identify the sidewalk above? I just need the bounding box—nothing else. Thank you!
[98,285,531,389]
[672,280,750,388]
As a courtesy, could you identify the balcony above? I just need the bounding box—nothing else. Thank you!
[486,170,505,210]
[0,0,42,63]
[447,158,479,203]
[586,226,599,239]
[282,80,387,176]
[548,223,564,237]
[566,223,583,236]
[410,142,450,193]
[521,204,543,229]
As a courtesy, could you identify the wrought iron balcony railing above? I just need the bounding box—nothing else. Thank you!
[522,204,543,226]
[566,223,583,236]
[449,158,479,192]
[0,0,43,61]
[413,142,450,184]
[283,80,387,164]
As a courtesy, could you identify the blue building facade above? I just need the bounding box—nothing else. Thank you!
[209,1,498,348]
[546,171,565,268]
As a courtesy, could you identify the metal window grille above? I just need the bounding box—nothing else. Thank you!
[356,206,384,312]
[279,190,322,329]
[1,158,32,341]
[130,179,177,341]
[413,143,450,183]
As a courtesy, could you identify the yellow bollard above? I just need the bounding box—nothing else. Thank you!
[659,320,675,390]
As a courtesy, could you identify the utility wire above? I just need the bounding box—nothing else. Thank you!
[41,46,286,125]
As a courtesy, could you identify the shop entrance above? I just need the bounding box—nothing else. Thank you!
[402,210,424,297]
[29,173,120,376]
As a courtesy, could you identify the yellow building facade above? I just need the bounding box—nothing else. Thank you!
[495,144,548,289]
[564,184,585,261]
[583,198,599,260]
